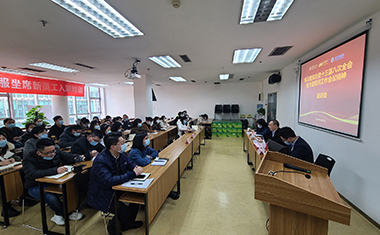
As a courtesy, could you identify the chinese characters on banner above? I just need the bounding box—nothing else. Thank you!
[0,72,85,97]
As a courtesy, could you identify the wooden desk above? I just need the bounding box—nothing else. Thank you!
[255,151,350,235]
[35,161,92,235]
[244,130,264,171]
[198,118,213,139]
[112,127,205,235]
[148,126,177,151]
[0,164,23,227]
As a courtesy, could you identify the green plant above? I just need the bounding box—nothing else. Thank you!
[23,105,49,125]
[257,108,265,116]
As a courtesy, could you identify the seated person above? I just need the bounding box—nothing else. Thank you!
[58,125,83,148]
[71,130,105,161]
[101,124,112,135]
[87,133,143,235]
[34,118,46,128]
[92,116,100,122]
[141,117,154,133]
[0,118,24,148]
[160,115,171,129]
[0,132,22,217]
[122,114,132,130]
[48,115,65,140]
[130,118,146,134]
[267,120,285,146]
[89,120,101,132]
[20,122,36,144]
[152,117,162,131]
[112,116,122,125]
[255,119,271,140]
[79,118,90,133]
[278,127,314,163]
[177,117,191,136]
[128,132,158,166]
[23,139,85,225]
[24,126,49,157]
[111,122,123,133]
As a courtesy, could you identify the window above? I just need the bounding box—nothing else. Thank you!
[68,86,102,124]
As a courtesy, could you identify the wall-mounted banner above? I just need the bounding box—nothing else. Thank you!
[0,72,85,97]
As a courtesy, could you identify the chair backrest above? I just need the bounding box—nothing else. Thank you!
[223,104,231,113]
[73,167,91,208]
[241,119,248,129]
[231,104,239,113]
[215,105,223,113]
[314,154,335,176]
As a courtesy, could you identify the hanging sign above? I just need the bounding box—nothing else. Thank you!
[0,72,85,97]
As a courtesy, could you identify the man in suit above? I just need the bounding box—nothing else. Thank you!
[278,126,314,163]
[268,120,285,146]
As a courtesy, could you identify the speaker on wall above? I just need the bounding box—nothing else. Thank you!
[268,74,281,84]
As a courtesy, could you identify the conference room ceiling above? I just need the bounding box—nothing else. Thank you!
[1,0,380,87]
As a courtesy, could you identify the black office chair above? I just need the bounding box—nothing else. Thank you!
[314,154,336,176]
[223,104,231,120]
[231,104,239,120]
[214,104,223,119]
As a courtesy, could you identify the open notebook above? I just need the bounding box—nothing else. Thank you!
[0,161,22,173]
[44,165,73,179]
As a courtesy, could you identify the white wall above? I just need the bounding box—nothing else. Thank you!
[152,82,262,123]
[104,84,135,117]
[263,10,380,224]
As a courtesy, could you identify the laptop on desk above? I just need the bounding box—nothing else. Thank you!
[267,139,285,152]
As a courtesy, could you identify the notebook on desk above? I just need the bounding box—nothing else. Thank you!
[151,158,169,166]
[132,172,150,181]
[44,165,73,179]
[0,161,22,173]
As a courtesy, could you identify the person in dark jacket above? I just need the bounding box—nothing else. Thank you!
[0,118,24,147]
[152,116,162,131]
[87,132,143,235]
[255,119,271,141]
[23,126,48,158]
[48,115,65,140]
[278,126,314,163]
[79,118,90,133]
[89,120,101,132]
[122,114,132,130]
[58,125,83,148]
[20,122,36,145]
[129,132,158,166]
[23,139,85,225]
[267,120,285,146]
[130,118,145,134]
[71,130,104,161]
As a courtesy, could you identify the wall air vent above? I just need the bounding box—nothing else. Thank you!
[214,82,221,85]
[74,63,95,69]
[239,78,245,81]
[179,55,192,63]
[191,80,196,83]
[268,46,293,56]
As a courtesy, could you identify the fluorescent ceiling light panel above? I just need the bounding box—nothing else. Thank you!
[30,62,79,73]
[239,0,294,24]
[267,0,295,21]
[219,74,229,80]
[124,82,134,85]
[148,56,182,68]
[240,0,260,24]
[0,68,36,75]
[233,48,262,64]
[88,83,109,86]
[169,77,186,82]
[51,0,143,38]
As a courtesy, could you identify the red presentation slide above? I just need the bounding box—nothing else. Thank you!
[299,33,366,137]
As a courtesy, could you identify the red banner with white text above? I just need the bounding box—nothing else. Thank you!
[0,72,85,97]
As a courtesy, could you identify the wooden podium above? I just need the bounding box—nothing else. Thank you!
[255,151,351,235]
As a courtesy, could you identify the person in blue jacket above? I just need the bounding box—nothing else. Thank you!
[87,132,144,235]
[255,118,271,141]
[128,132,158,166]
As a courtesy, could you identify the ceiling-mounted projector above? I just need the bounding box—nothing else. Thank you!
[124,58,141,79]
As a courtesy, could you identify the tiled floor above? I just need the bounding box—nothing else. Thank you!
[3,137,380,234]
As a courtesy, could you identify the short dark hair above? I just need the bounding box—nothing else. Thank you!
[272,120,280,127]
[91,129,103,139]
[104,132,122,150]
[278,126,296,139]
[36,139,55,152]
[111,122,122,132]
[105,115,112,120]
[256,119,268,127]
[53,115,62,121]
[31,126,46,137]
[132,118,142,127]
[72,125,83,131]
[25,122,35,130]
[3,118,14,124]
[145,117,153,122]
[81,118,90,124]
[33,118,40,123]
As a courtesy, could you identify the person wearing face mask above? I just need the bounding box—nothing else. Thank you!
[101,124,112,136]
[24,126,50,157]
[254,119,271,141]
[0,132,22,217]
[23,139,85,226]
[48,115,65,140]
[130,118,145,134]
[122,114,132,130]
[177,116,190,136]
[20,122,36,144]
[34,118,46,129]
[160,115,170,129]
[141,117,154,133]
[87,133,143,235]
[80,118,90,133]
[71,130,105,161]
[152,116,162,131]
[128,132,158,167]
[58,125,83,148]
[0,118,24,147]
[89,120,101,132]
[278,126,314,163]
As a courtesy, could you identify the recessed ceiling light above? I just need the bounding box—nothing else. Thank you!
[30,62,79,73]
[51,0,143,38]
[88,83,109,87]
[124,81,134,85]
[169,76,186,82]
[148,56,182,68]
[219,74,229,80]
[0,68,36,75]
[240,0,294,24]
[233,48,262,64]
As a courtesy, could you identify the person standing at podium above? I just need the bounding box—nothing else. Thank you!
[278,126,314,163]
